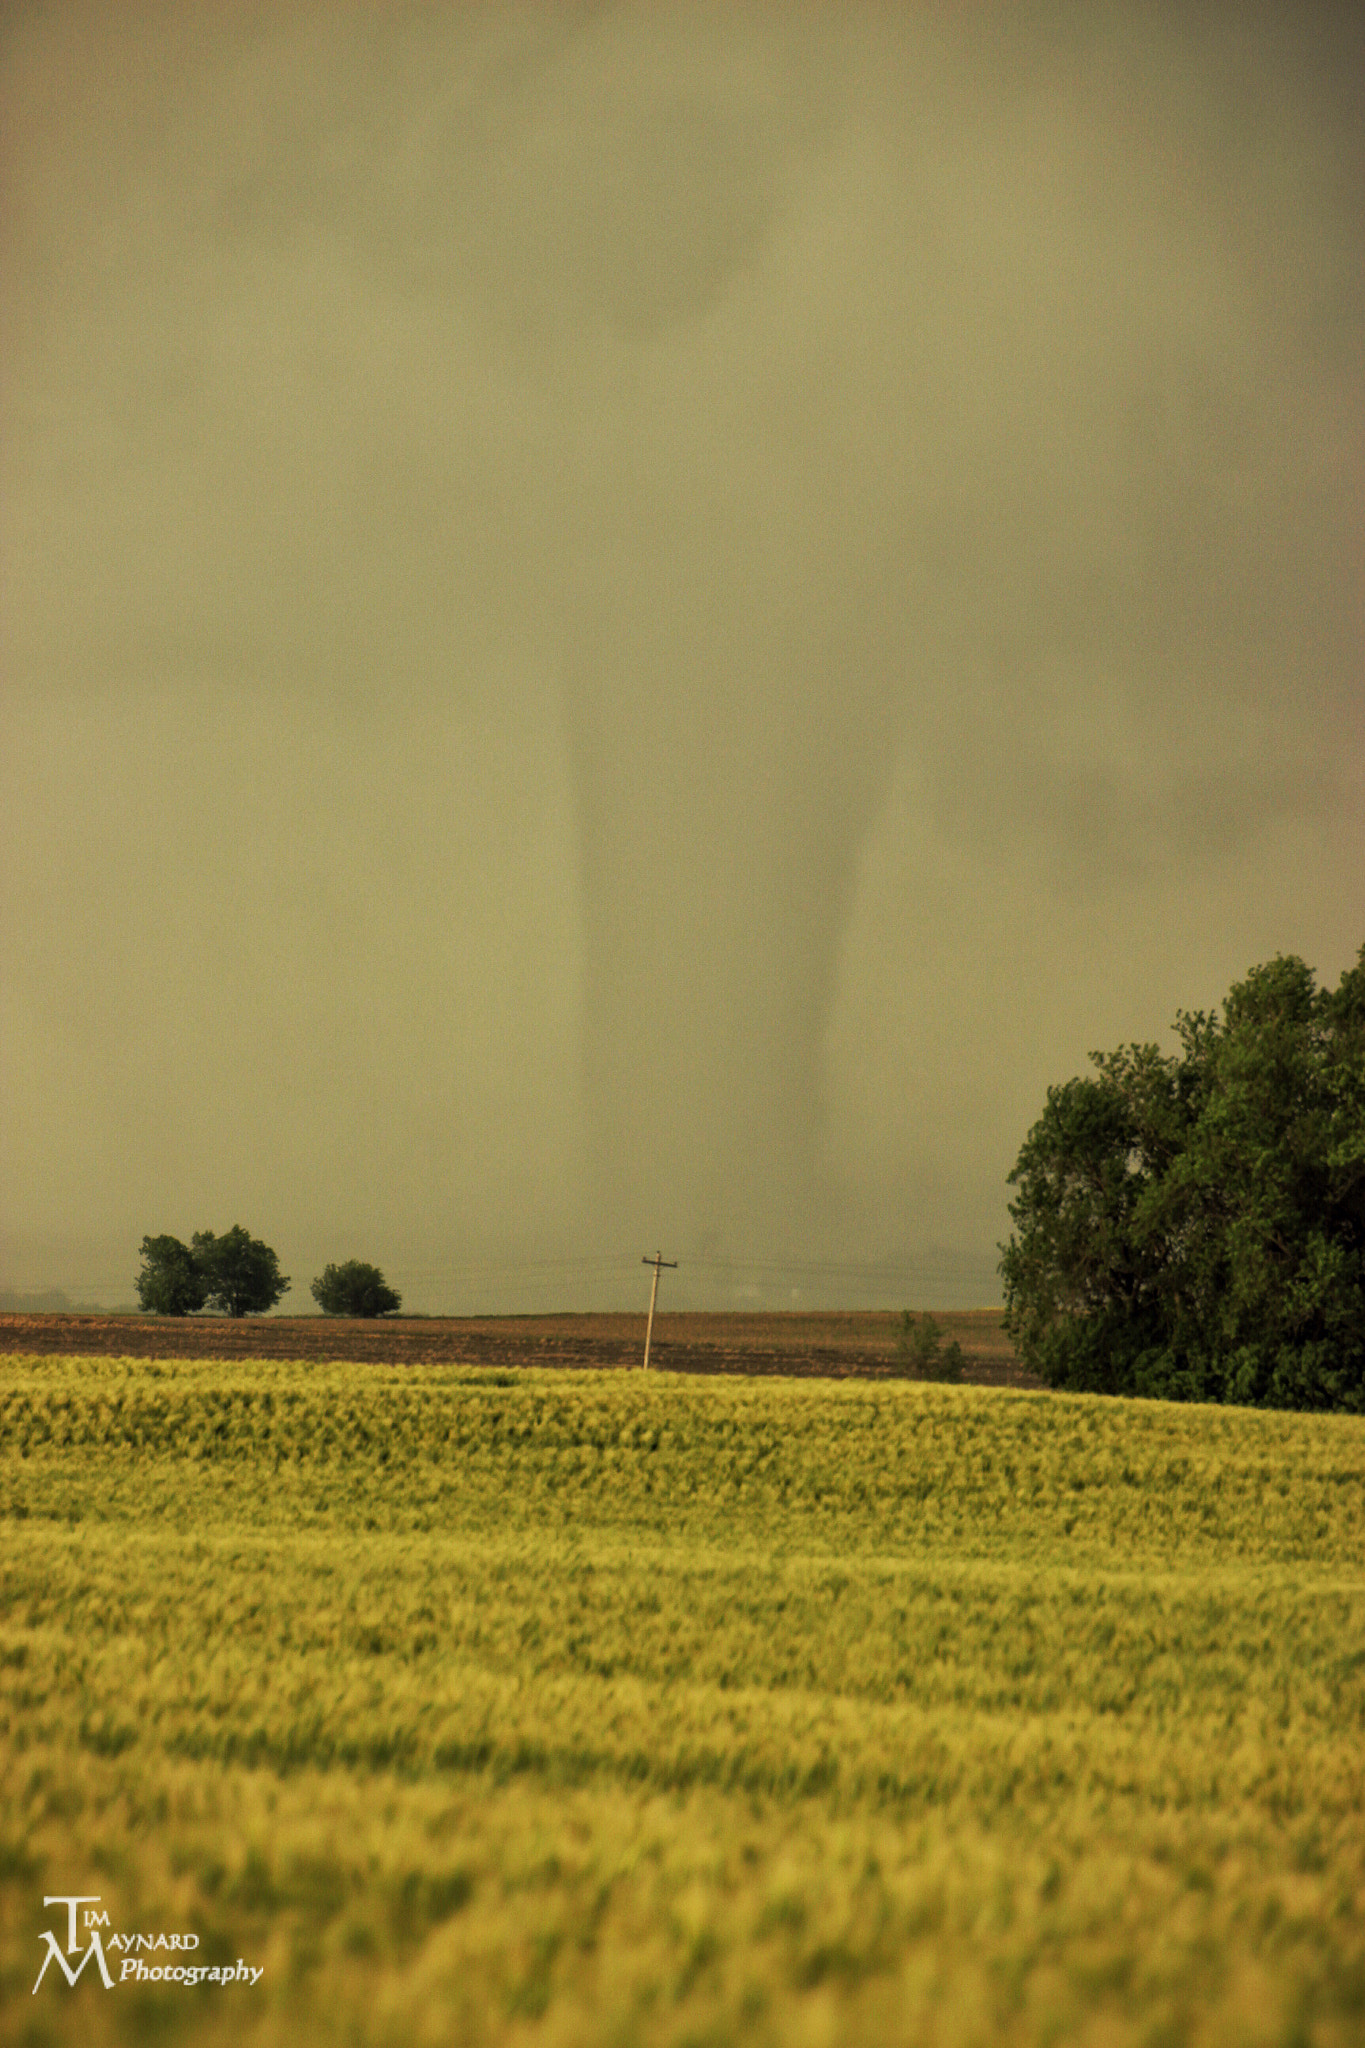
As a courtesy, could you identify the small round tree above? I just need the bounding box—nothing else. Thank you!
[136,1234,208,1316]
[311,1260,402,1317]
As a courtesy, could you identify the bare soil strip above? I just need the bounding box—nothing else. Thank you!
[0,1308,1042,1387]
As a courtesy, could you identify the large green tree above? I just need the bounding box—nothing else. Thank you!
[1000,948,1365,1409]
[190,1227,290,1318]
[135,1234,208,1316]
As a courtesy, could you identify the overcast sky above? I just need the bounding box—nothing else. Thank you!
[3,2,1361,1311]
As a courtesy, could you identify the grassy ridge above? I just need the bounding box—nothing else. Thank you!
[2,1356,1363,2047]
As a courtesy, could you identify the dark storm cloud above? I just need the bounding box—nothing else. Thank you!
[2,3,1361,1306]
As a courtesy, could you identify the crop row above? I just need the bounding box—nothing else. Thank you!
[3,1358,1363,1569]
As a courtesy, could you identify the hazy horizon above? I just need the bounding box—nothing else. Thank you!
[4,3,1361,1315]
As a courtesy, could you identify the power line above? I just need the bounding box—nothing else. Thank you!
[386,1252,994,1281]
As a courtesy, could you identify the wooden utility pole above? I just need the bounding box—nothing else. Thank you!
[641,1250,677,1370]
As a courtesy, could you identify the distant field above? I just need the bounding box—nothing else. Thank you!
[2,1353,1363,2047]
[0,1308,1037,1386]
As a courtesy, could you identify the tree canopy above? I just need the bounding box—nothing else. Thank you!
[192,1228,290,1317]
[137,1227,288,1316]
[999,947,1365,1410]
[135,1234,209,1316]
[311,1260,402,1317]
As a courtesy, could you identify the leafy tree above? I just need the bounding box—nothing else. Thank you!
[191,1227,290,1317]
[135,1235,208,1316]
[895,1311,964,1382]
[311,1260,402,1317]
[1000,947,1365,1409]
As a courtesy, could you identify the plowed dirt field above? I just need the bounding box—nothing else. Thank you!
[0,1307,1041,1386]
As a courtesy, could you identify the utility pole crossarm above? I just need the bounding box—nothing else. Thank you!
[641,1250,678,1371]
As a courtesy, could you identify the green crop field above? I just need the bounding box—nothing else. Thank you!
[1,1353,1363,2048]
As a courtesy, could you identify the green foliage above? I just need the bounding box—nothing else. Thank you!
[3,1355,1364,2048]
[135,1226,289,1317]
[135,1233,208,1315]
[191,1226,290,1317]
[312,1259,402,1317]
[895,1312,964,1382]
[1001,947,1365,1408]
